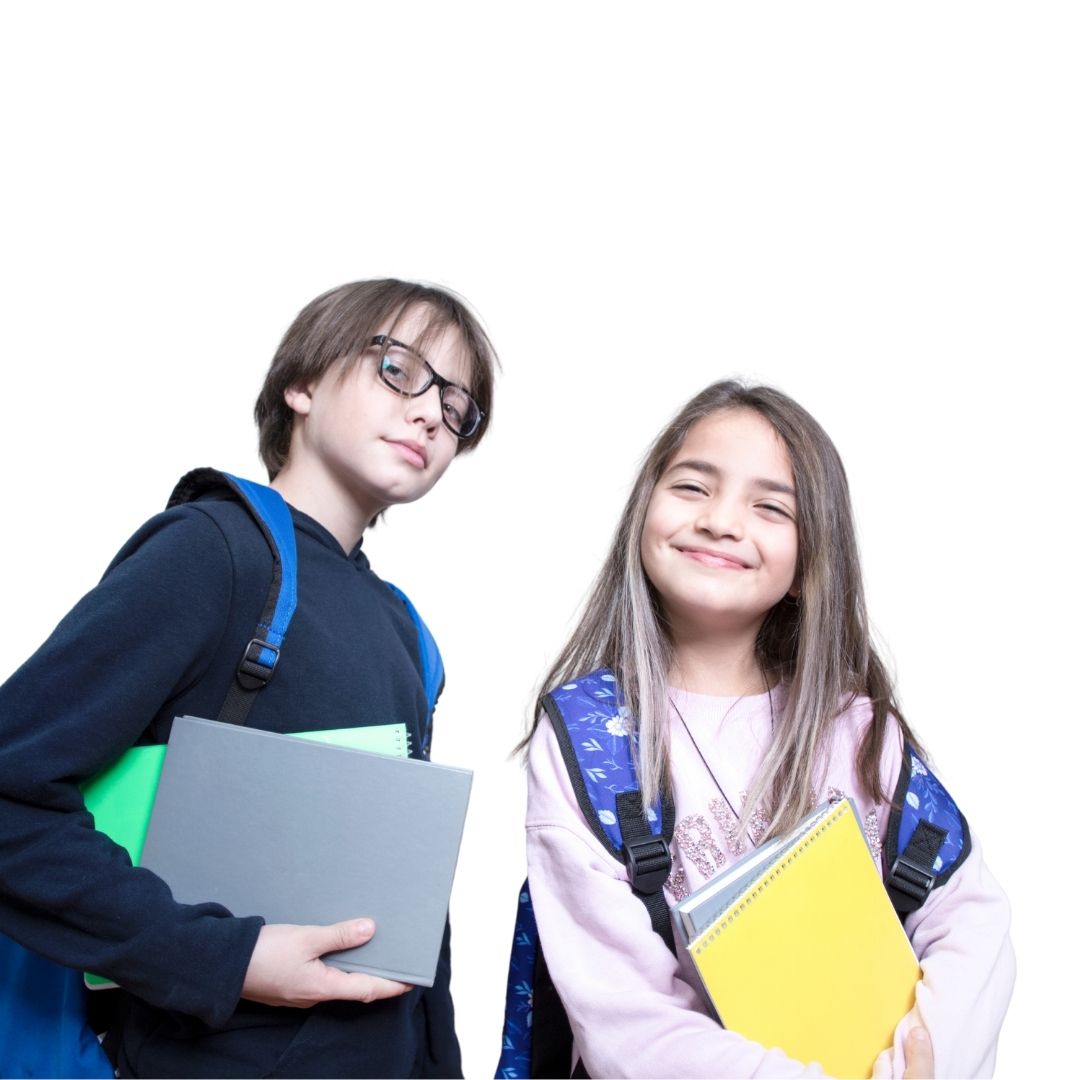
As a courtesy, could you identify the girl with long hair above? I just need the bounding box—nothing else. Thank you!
[522,381,1013,1077]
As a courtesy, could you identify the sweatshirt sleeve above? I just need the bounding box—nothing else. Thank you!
[0,507,264,1027]
[526,712,826,1079]
[874,739,1016,1078]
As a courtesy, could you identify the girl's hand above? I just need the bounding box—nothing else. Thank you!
[901,1027,934,1078]
[240,918,412,1008]
[872,1025,934,1079]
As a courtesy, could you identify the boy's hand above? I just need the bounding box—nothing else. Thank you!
[240,918,412,1008]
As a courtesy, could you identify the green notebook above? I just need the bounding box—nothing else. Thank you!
[80,721,410,989]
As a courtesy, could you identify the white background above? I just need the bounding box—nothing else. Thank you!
[1,3,1076,1076]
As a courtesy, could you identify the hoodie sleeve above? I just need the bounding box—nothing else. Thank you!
[0,507,264,1027]
[874,736,1016,1078]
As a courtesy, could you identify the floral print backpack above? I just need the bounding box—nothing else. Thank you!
[495,668,969,1079]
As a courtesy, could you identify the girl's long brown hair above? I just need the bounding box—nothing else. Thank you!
[520,380,922,839]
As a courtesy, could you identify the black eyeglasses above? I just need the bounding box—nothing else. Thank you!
[370,335,483,439]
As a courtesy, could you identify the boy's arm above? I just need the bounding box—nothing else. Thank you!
[0,508,263,1026]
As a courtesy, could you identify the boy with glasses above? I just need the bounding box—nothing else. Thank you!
[0,279,497,1078]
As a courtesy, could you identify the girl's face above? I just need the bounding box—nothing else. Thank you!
[640,408,799,640]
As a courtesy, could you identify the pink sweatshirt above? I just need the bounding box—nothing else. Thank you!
[526,685,1015,1078]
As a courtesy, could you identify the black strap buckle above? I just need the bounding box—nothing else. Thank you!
[236,637,280,689]
[622,835,671,895]
[887,854,936,908]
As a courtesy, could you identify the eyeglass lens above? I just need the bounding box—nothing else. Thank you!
[377,343,481,437]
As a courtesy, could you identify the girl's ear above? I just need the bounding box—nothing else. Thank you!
[283,383,314,417]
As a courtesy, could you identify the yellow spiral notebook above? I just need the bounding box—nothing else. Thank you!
[686,799,919,1079]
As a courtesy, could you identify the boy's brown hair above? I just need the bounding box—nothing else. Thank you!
[255,279,498,479]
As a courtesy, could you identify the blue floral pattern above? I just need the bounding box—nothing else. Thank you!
[547,668,664,853]
[496,669,666,1078]
[894,744,969,881]
[496,882,538,1079]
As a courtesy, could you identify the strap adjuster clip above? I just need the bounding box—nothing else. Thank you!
[622,835,671,895]
[237,638,280,689]
[887,854,936,908]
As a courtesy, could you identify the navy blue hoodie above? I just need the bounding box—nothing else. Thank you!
[0,491,461,1078]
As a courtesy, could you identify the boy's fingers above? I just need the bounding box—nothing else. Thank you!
[303,919,411,1004]
[319,967,412,1003]
[307,917,376,957]
[241,919,410,1009]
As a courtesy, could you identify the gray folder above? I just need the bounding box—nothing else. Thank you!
[140,716,472,987]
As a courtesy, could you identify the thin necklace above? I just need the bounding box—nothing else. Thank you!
[670,664,774,848]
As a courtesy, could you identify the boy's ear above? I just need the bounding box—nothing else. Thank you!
[283,383,314,417]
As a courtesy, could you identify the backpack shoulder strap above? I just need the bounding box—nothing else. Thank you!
[383,582,444,760]
[883,742,971,919]
[496,879,543,1079]
[544,668,675,951]
[167,467,297,726]
[497,673,674,1080]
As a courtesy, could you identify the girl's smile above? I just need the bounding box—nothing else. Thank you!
[675,546,753,570]
[640,407,799,637]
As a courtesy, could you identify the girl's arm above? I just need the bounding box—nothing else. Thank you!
[875,733,1016,1078]
[527,712,826,1079]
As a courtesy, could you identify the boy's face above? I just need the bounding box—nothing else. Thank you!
[284,306,470,522]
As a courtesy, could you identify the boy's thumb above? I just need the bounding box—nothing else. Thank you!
[312,917,375,956]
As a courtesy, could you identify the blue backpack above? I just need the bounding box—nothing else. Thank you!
[496,667,970,1080]
[0,469,443,1079]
